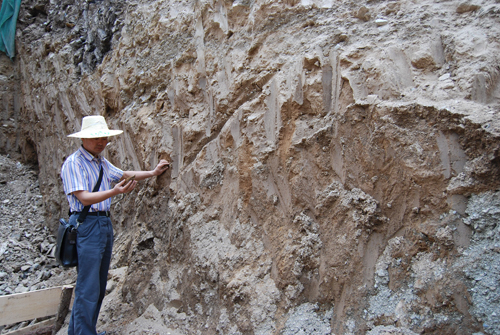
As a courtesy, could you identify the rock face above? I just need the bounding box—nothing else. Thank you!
[1,0,500,334]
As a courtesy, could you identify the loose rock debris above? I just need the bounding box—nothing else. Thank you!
[0,155,75,333]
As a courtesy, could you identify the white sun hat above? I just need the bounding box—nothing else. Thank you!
[67,115,123,138]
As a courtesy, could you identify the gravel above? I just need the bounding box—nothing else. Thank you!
[461,191,500,335]
[0,155,75,333]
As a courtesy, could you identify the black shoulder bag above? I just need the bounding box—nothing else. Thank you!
[55,166,103,267]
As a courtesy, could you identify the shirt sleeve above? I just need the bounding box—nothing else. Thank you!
[104,158,123,183]
[61,158,88,195]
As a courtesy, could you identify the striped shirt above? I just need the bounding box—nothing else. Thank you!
[61,146,123,212]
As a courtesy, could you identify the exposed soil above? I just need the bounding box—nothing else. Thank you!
[2,0,500,334]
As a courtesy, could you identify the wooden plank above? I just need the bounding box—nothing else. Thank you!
[53,285,74,334]
[4,317,54,335]
[0,286,67,326]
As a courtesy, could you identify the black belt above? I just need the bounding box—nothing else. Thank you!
[70,211,111,217]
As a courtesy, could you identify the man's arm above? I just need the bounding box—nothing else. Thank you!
[73,159,170,207]
[73,179,136,206]
[121,159,170,181]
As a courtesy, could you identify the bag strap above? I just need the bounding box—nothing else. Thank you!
[77,165,104,225]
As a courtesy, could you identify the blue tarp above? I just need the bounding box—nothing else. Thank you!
[0,0,21,59]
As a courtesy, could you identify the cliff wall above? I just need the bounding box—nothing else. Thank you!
[2,0,500,334]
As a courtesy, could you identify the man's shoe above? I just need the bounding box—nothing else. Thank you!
[97,332,106,335]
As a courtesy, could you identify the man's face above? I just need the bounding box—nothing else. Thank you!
[81,137,109,156]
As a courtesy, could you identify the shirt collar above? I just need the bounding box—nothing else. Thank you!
[78,145,101,163]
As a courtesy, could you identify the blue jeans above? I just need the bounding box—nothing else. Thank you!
[68,214,113,335]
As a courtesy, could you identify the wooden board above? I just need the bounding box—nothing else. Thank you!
[3,317,54,335]
[0,286,72,326]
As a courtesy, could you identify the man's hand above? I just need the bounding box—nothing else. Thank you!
[153,160,170,176]
[114,178,137,194]
[121,160,170,182]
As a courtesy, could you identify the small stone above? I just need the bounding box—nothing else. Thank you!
[14,284,28,293]
[355,6,370,21]
[10,232,21,241]
[456,2,481,13]
[40,270,51,281]
[439,73,451,81]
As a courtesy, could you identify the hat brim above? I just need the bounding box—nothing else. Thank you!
[67,129,123,138]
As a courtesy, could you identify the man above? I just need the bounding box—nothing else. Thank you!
[61,115,169,335]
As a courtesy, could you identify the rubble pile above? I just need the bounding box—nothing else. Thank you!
[0,155,74,332]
